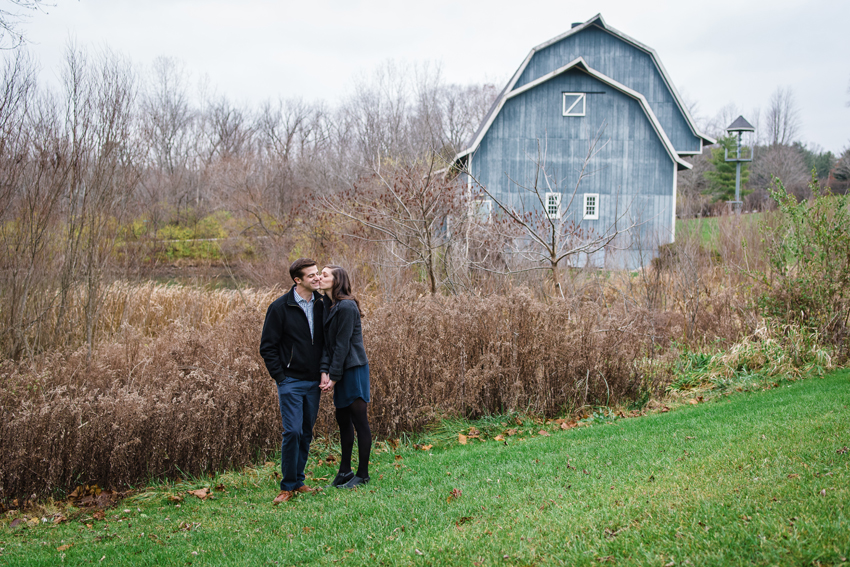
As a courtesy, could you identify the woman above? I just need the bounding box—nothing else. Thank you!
[319,265,371,489]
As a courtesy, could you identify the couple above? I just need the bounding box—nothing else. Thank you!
[259,258,372,505]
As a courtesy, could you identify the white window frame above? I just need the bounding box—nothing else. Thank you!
[471,198,492,223]
[545,192,561,219]
[562,92,586,117]
[583,193,599,220]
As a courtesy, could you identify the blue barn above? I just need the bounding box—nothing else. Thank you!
[454,14,714,269]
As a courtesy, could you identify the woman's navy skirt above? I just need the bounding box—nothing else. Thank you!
[333,363,370,408]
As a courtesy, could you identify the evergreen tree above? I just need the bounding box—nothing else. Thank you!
[703,136,750,202]
[834,148,850,182]
[794,142,835,179]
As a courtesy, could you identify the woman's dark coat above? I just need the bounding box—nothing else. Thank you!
[320,298,368,381]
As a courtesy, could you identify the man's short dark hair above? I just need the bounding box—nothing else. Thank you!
[289,258,317,283]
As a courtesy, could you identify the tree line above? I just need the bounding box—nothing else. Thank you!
[1,43,847,359]
[679,86,850,216]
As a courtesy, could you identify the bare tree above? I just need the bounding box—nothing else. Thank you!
[751,142,808,198]
[141,56,195,176]
[0,49,70,358]
[764,86,800,146]
[319,156,465,294]
[138,56,198,229]
[58,44,141,357]
[0,0,50,49]
[464,126,637,296]
[676,153,713,217]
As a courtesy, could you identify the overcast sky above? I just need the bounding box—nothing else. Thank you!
[14,0,850,154]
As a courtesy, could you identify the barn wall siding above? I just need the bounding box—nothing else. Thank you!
[470,68,675,268]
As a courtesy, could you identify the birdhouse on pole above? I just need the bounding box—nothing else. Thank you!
[725,116,755,213]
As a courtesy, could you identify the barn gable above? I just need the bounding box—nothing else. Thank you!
[460,14,713,160]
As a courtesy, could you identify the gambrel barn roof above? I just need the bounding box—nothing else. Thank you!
[455,14,714,165]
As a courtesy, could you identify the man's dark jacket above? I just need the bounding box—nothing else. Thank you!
[259,286,325,384]
[321,298,369,382]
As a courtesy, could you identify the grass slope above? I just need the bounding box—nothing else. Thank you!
[2,371,848,566]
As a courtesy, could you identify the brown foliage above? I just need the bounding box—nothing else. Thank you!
[0,281,694,502]
[365,288,676,436]
[0,307,279,502]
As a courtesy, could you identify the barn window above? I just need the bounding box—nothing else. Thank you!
[471,198,492,223]
[545,192,561,219]
[562,93,586,117]
[583,193,599,220]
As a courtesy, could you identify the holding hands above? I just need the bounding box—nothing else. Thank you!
[320,372,334,392]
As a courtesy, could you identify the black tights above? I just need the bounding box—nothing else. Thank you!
[335,398,372,478]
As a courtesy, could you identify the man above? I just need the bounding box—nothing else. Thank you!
[259,258,326,504]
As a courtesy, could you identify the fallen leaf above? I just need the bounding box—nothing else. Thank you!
[458,434,467,445]
[420,444,433,451]
[92,511,105,521]
[538,430,551,437]
[787,474,799,479]
[661,406,670,413]
[837,446,849,455]
[387,438,400,449]
[506,429,518,436]
[415,549,424,556]
[326,454,337,463]
[447,488,462,502]
[560,422,571,430]
[214,484,226,492]
[688,399,698,405]
[52,515,67,525]
[494,435,505,442]
[394,455,403,461]
[819,489,826,496]
[264,461,275,467]
[345,548,355,553]
[303,526,314,533]
[9,518,22,528]
[187,488,211,500]
[57,544,73,551]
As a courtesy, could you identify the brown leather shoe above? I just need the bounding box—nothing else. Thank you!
[294,485,315,494]
[273,490,294,504]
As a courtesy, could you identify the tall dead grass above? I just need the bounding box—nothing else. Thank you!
[0,279,704,502]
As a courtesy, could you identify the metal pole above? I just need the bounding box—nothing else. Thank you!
[734,131,742,214]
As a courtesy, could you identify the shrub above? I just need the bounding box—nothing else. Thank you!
[757,175,850,357]
[0,284,677,502]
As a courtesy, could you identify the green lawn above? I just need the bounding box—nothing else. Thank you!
[2,370,848,566]
[676,212,765,252]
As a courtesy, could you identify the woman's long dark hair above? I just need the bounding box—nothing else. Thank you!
[324,265,360,311]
